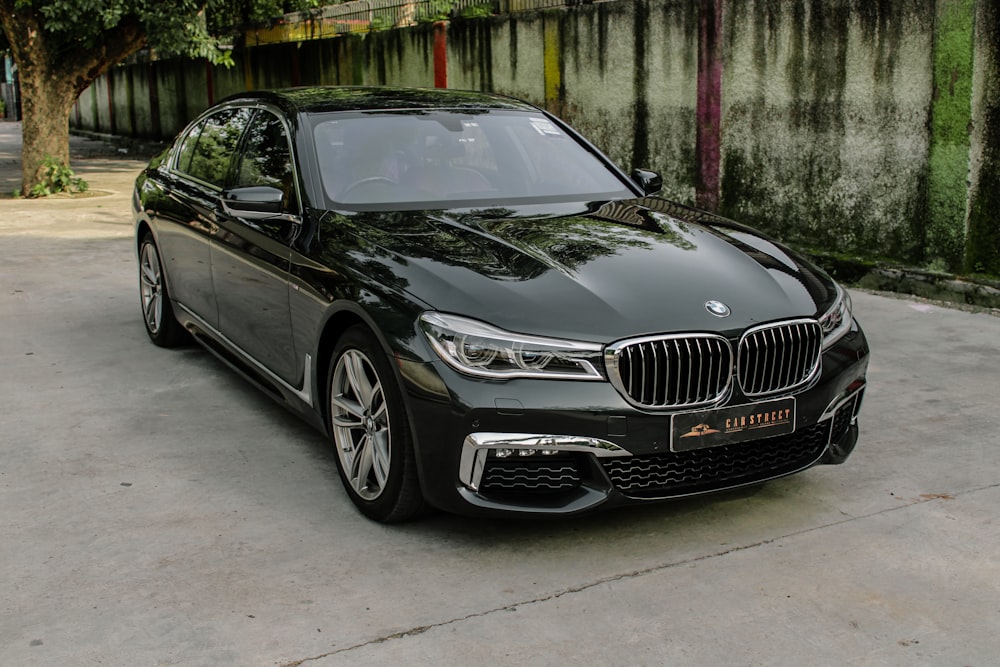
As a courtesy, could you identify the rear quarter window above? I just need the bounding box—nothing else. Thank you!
[174,108,253,188]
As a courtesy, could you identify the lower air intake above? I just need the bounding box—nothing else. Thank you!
[602,420,831,498]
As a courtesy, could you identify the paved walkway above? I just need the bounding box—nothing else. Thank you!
[0,122,153,237]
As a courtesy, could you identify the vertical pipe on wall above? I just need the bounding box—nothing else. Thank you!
[543,13,561,113]
[90,86,99,133]
[927,0,974,271]
[205,60,215,107]
[244,47,255,91]
[966,0,1000,274]
[106,72,117,135]
[290,43,302,87]
[148,62,161,141]
[126,69,137,137]
[631,0,649,170]
[434,21,448,88]
[696,0,724,212]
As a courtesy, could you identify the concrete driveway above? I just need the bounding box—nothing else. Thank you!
[2,125,999,666]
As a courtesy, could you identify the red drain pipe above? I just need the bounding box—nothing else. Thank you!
[696,0,723,212]
[434,21,447,88]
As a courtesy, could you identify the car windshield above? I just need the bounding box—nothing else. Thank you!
[310,110,635,210]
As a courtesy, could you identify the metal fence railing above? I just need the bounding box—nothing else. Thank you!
[247,0,594,45]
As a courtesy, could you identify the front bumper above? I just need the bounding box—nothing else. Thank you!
[400,321,869,517]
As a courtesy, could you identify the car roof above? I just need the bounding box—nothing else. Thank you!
[219,86,539,114]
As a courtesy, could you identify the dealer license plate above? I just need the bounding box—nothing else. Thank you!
[671,397,796,452]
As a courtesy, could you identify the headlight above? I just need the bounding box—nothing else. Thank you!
[419,313,605,380]
[818,285,853,349]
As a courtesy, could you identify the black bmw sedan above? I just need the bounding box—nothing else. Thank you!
[134,86,869,522]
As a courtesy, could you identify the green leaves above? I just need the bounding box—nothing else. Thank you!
[27,156,88,198]
[8,0,238,64]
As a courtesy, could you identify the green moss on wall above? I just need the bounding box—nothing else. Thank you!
[927,143,971,269]
[926,0,974,271]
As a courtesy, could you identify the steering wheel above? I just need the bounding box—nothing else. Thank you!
[339,176,396,200]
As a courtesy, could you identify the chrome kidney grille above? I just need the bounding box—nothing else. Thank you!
[737,320,823,397]
[605,334,733,409]
[605,320,823,409]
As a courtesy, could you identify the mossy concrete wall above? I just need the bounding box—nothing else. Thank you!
[719,1,935,263]
[967,0,1000,275]
[72,0,998,274]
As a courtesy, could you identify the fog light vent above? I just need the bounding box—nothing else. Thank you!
[480,456,582,494]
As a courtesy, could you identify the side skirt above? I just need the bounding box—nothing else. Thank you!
[176,302,315,410]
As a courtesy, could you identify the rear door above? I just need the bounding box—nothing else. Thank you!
[154,107,253,328]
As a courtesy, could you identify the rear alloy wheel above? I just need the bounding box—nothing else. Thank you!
[328,326,424,522]
[138,233,188,347]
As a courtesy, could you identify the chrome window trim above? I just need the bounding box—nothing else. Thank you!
[166,103,305,220]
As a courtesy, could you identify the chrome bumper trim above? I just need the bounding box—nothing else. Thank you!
[819,383,866,425]
[459,432,632,492]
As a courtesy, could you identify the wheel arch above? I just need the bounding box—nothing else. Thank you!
[314,303,411,429]
[135,218,154,255]
[313,300,433,500]
[315,307,367,425]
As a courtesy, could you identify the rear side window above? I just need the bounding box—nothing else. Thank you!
[174,108,253,188]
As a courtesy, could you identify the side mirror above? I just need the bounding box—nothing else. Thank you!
[630,169,663,196]
[221,186,284,219]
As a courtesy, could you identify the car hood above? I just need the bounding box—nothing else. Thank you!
[330,198,838,342]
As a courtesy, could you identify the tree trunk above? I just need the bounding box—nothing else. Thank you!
[0,0,146,194]
[17,61,75,193]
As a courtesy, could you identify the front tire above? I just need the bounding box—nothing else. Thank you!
[138,233,188,347]
[328,325,425,522]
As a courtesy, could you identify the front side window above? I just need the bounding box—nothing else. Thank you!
[234,110,298,212]
[175,108,253,188]
[311,110,634,210]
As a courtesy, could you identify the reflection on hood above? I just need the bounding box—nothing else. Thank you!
[320,196,839,341]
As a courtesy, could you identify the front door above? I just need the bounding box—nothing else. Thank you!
[211,109,301,385]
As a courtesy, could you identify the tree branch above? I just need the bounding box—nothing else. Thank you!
[69,16,148,97]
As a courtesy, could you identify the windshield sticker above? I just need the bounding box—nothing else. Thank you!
[530,117,564,137]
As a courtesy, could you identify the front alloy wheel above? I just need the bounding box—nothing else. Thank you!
[328,326,424,522]
[331,348,392,501]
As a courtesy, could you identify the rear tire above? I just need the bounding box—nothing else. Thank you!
[138,233,189,347]
[327,325,425,522]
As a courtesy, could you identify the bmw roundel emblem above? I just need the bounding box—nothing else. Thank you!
[705,300,731,318]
